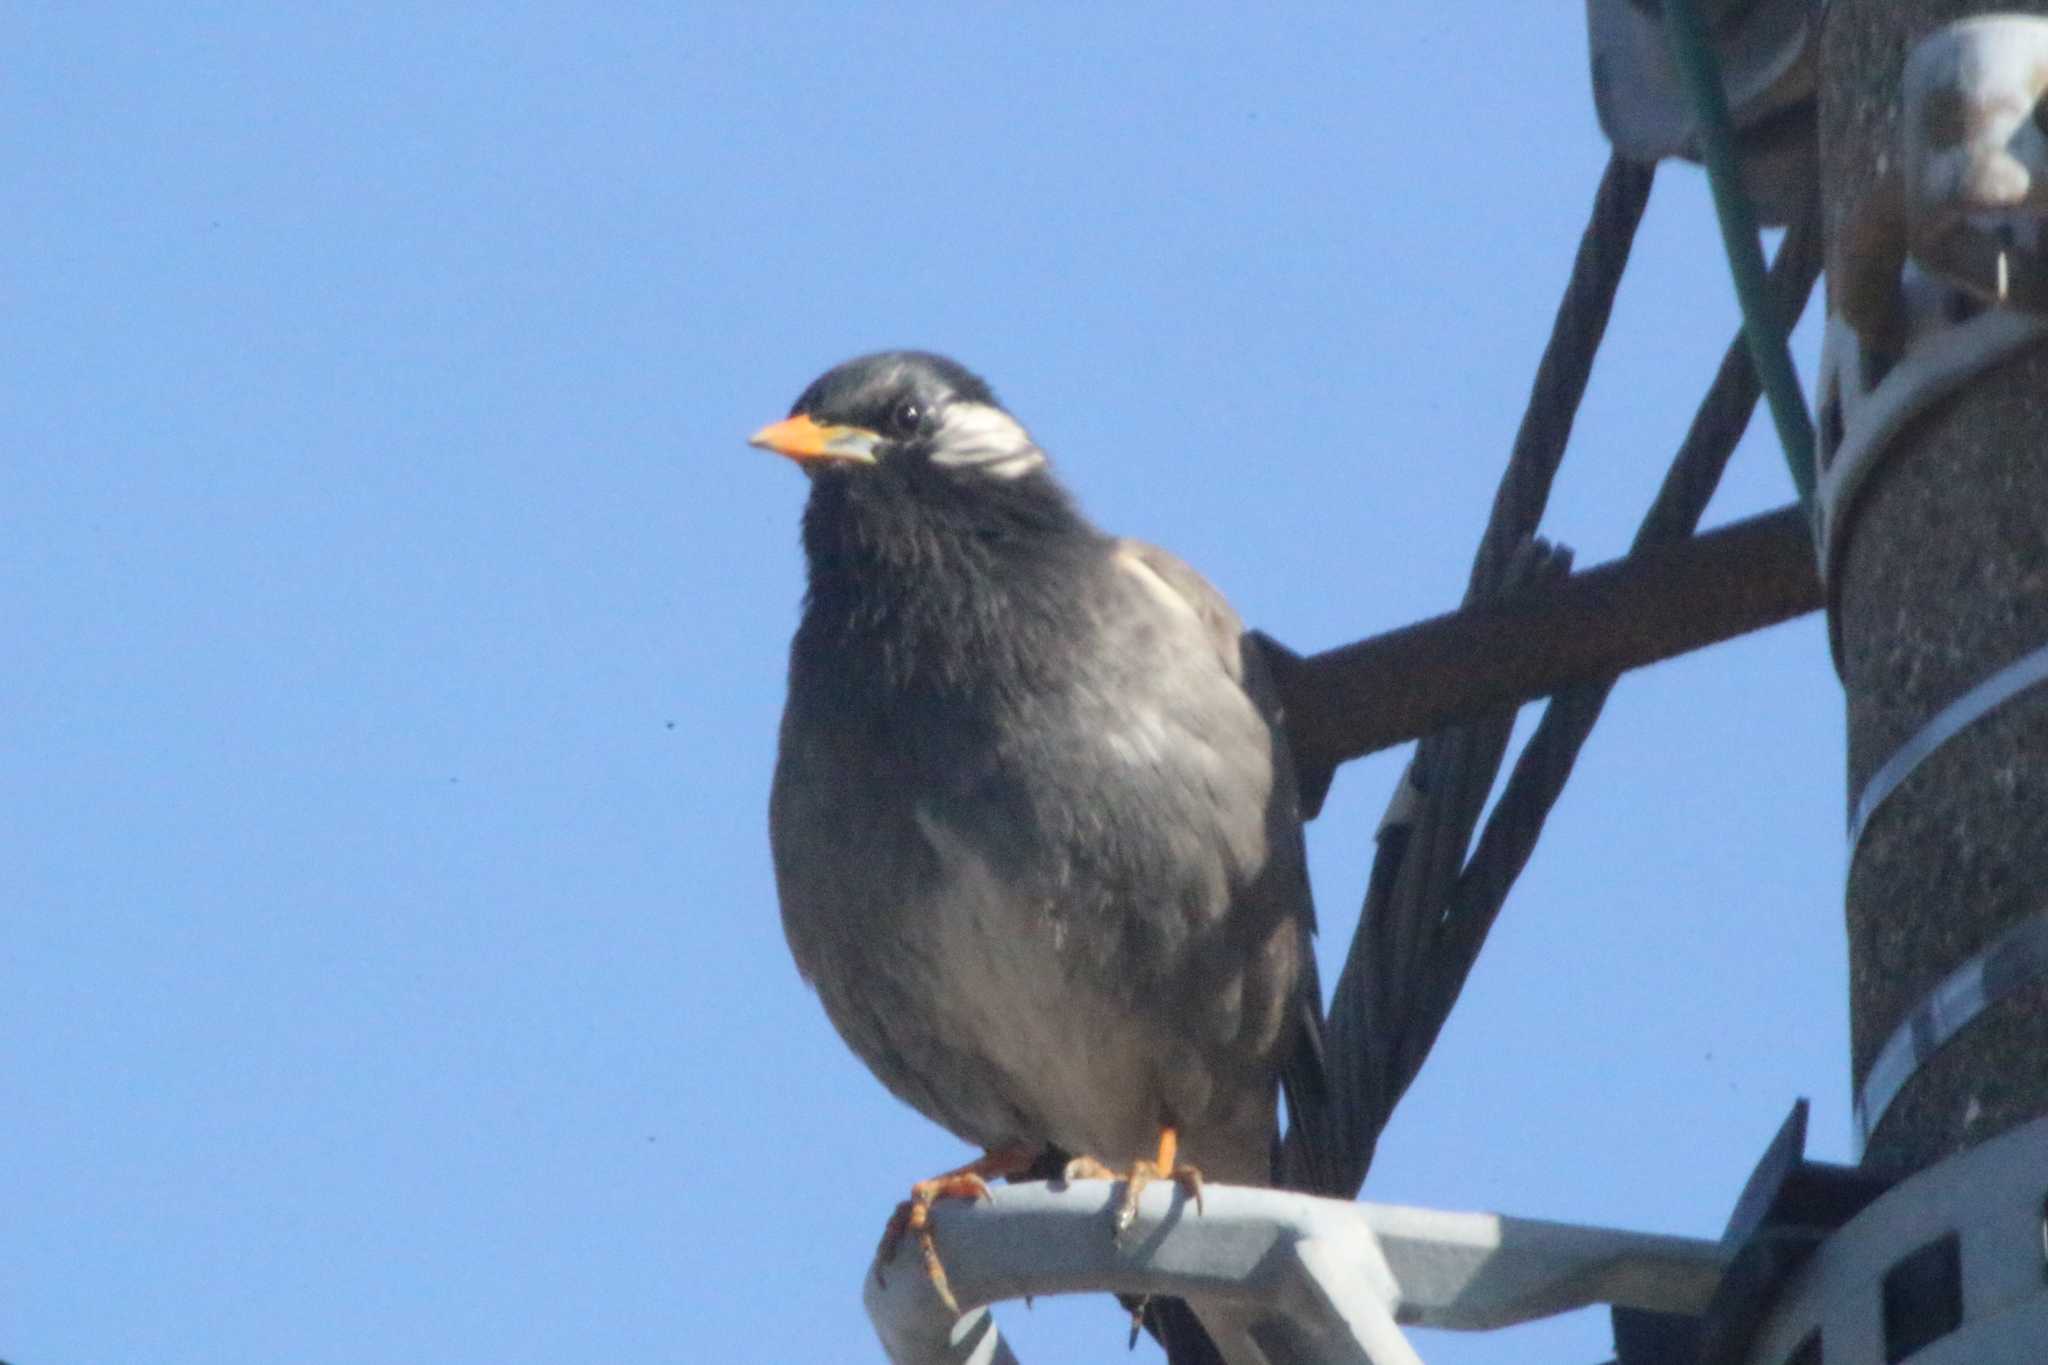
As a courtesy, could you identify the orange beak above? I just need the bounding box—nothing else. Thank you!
[748,414,880,466]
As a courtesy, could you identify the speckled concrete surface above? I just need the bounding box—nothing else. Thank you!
[1824,0,2048,1172]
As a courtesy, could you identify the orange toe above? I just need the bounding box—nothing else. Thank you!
[873,1146,1036,1314]
[1063,1127,1206,1236]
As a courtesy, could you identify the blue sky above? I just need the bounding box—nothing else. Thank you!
[7,7,1848,1362]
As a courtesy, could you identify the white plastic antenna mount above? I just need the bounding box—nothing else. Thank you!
[1584,0,1820,224]
[1814,18,2048,667]
[864,1179,1729,1365]
[1903,16,2048,315]
[1811,270,2048,664]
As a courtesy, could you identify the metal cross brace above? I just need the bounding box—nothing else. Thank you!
[865,1180,1728,1365]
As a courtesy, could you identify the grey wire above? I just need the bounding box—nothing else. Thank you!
[1283,155,1654,1197]
[1425,203,1824,1064]
[1471,156,1658,596]
[1287,183,1826,1207]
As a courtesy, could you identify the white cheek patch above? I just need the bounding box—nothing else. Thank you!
[928,402,1048,479]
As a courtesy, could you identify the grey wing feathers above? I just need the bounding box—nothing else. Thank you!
[1116,540,1335,1191]
[1113,538,1312,937]
[1114,539,1252,682]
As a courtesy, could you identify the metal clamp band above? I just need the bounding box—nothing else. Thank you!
[1855,910,2048,1145]
[1847,636,2048,848]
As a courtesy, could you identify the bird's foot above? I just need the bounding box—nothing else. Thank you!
[875,1147,1036,1314]
[1063,1126,1205,1239]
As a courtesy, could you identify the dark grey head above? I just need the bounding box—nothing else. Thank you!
[749,351,1049,482]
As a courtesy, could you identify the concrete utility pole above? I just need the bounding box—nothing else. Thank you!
[1819,2,2048,1175]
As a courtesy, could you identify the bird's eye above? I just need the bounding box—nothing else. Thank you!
[889,398,924,436]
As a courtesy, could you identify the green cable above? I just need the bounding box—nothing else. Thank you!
[1661,0,1817,507]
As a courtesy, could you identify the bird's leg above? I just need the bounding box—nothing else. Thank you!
[875,1145,1037,1313]
[1063,1125,1205,1237]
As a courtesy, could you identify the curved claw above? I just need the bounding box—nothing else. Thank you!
[1063,1127,1206,1240]
[872,1147,1036,1314]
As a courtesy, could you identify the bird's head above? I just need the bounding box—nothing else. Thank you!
[749,351,1049,484]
